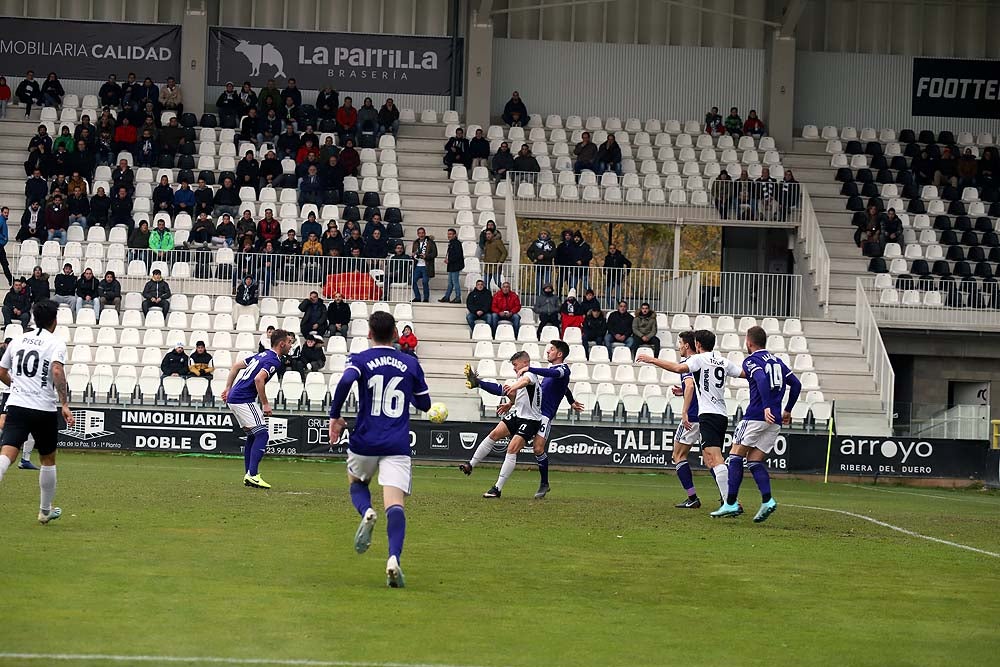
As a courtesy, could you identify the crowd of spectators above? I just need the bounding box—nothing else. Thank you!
[711,167,800,222]
[704,106,766,139]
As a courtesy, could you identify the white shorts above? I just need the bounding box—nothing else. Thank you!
[537,416,552,441]
[733,419,781,453]
[229,402,267,430]
[673,422,701,446]
[347,451,412,496]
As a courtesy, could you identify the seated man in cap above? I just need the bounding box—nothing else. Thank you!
[161,341,191,378]
[189,341,215,378]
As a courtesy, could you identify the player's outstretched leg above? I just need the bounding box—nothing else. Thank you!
[673,460,701,508]
[711,453,744,518]
[350,480,377,554]
[19,436,39,470]
[461,435,496,475]
[748,460,777,523]
[385,504,406,588]
[244,425,271,489]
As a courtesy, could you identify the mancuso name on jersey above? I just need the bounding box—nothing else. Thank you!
[0,329,67,412]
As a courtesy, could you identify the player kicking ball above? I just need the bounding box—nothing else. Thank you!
[221,328,295,489]
[0,300,74,524]
[460,351,542,498]
[711,326,801,522]
[328,311,432,588]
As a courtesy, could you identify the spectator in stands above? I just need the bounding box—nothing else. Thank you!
[236,209,256,242]
[40,72,63,108]
[339,138,360,176]
[159,76,182,114]
[481,228,507,289]
[149,175,174,217]
[492,141,514,181]
[53,125,75,154]
[67,186,89,229]
[320,155,345,202]
[52,264,77,311]
[256,208,281,249]
[934,147,958,188]
[559,289,584,336]
[958,148,978,189]
[50,174,70,200]
[356,97,378,146]
[289,333,326,378]
[411,227,437,302]
[46,194,69,245]
[527,229,555,295]
[299,164,324,206]
[52,144,73,177]
[532,283,560,337]
[911,149,936,187]
[233,274,259,321]
[502,91,528,127]
[0,77,8,119]
[319,136,339,163]
[437,227,464,304]
[299,291,327,337]
[258,78,281,110]
[15,71,41,117]
[315,84,338,121]
[743,110,765,139]
[604,300,634,354]
[335,96,358,145]
[24,145,51,179]
[213,177,241,219]
[397,325,418,357]
[554,229,574,293]
[469,129,490,169]
[300,212,322,241]
[191,179,213,218]
[24,169,47,205]
[142,269,171,317]
[478,219,499,255]
[281,78,302,108]
[237,107,259,144]
[68,171,87,197]
[99,74,122,108]
[135,127,158,168]
[569,231,593,292]
[302,231,323,257]
[110,186,134,232]
[258,326,276,353]
[580,288,600,315]
[280,96,300,132]
[135,77,159,115]
[573,132,598,174]
[27,266,49,302]
[235,81,256,114]
[704,107,723,136]
[112,158,135,195]
[149,218,175,262]
[99,270,121,312]
[189,341,214,378]
[980,148,998,193]
[883,207,903,248]
[512,143,540,179]
[169,180,193,218]
[631,302,661,357]
[344,228,365,256]
[279,229,302,266]
[75,267,101,318]
[190,213,214,248]
[596,134,623,176]
[756,167,778,221]
[733,168,754,220]
[363,213,387,242]
[95,130,114,167]
[582,307,607,355]
[73,141,95,180]
[724,107,743,137]
[257,108,281,147]
[2,279,31,327]
[161,342,190,378]
[444,127,471,172]
[322,223,344,257]
[856,204,884,255]
[216,82,242,127]
[466,279,493,332]
[276,124,300,161]
[127,220,150,261]
[295,138,320,165]
[113,117,137,154]
[603,243,632,308]
[29,124,53,153]
[0,207,9,285]
[384,242,409,285]
[490,281,522,335]
[16,201,46,243]
[120,72,140,110]
[777,169,801,221]
[231,151,259,196]
[365,228,389,259]
[326,293,350,338]
[211,212,235,247]
[378,98,400,138]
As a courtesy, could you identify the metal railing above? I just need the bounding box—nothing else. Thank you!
[855,278,895,428]
[475,263,801,318]
[894,403,991,441]
[503,171,803,224]
[862,277,1000,331]
[799,189,831,315]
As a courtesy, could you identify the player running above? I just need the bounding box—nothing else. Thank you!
[221,328,295,489]
[711,325,801,522]
[670,330,704,508]
[460,351,542,498]
[0,300,74,524]
[637,329,742,510]
[328,311,431,588]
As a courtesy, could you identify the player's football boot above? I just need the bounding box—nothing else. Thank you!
[354,508,377,554]
[244,473,272,489]
[463,364,480,389]
[18,459,40,470]
[533,483,550,499]
[710,502,742,518]
[753,498,777,523]
[386,555,405,588]
[458,463,473,475]
[482,485,502,498]
[674,497,701,509]
[38,507,62,525]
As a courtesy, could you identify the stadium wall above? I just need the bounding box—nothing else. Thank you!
[794,52,1000,137]
[490,38,766,121]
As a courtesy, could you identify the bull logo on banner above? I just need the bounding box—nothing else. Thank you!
[234,39,286,79]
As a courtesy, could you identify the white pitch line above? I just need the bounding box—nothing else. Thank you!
[0,653,493,667]
[845,483,1000,506]
[785,504,1000,558]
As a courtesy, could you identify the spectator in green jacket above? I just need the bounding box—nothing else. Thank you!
[149,218,175,263]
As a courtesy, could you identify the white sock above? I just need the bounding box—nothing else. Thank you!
[22,436,34,461]
[495,453,517,490]
[712,464,729,502]
[0,453,11,483]
[469,437,495,467]
[39,465,57,512]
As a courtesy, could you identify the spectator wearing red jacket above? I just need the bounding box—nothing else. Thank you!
[113,117,137,152]
[295,138,319,164]
[336,96,358,145]
[490,281,522,336]
[256,208,281,249]
[397,324,418,357]
[743,110,765,139]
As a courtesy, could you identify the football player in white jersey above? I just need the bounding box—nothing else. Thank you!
[0,300,75,524]
[637,329,743,509]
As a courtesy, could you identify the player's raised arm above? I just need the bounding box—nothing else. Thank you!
[524,364,567,378]
[501,373,534,397]
[636,353,689,374]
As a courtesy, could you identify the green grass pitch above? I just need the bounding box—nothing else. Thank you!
[1,451,999,667]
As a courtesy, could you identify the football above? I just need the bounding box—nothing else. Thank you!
[427,402,448,424]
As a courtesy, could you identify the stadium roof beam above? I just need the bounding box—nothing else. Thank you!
[778,0,807,38]
[491,0,782,27]
[490,0,616,15]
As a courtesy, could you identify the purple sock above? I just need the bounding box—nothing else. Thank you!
[726,455,745,505]
[243,430,256,473]
[749,461,772,502]
[386,505,406,561]
[675,460,696,497]
[248,427,267,476]
[349,481,372,516]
